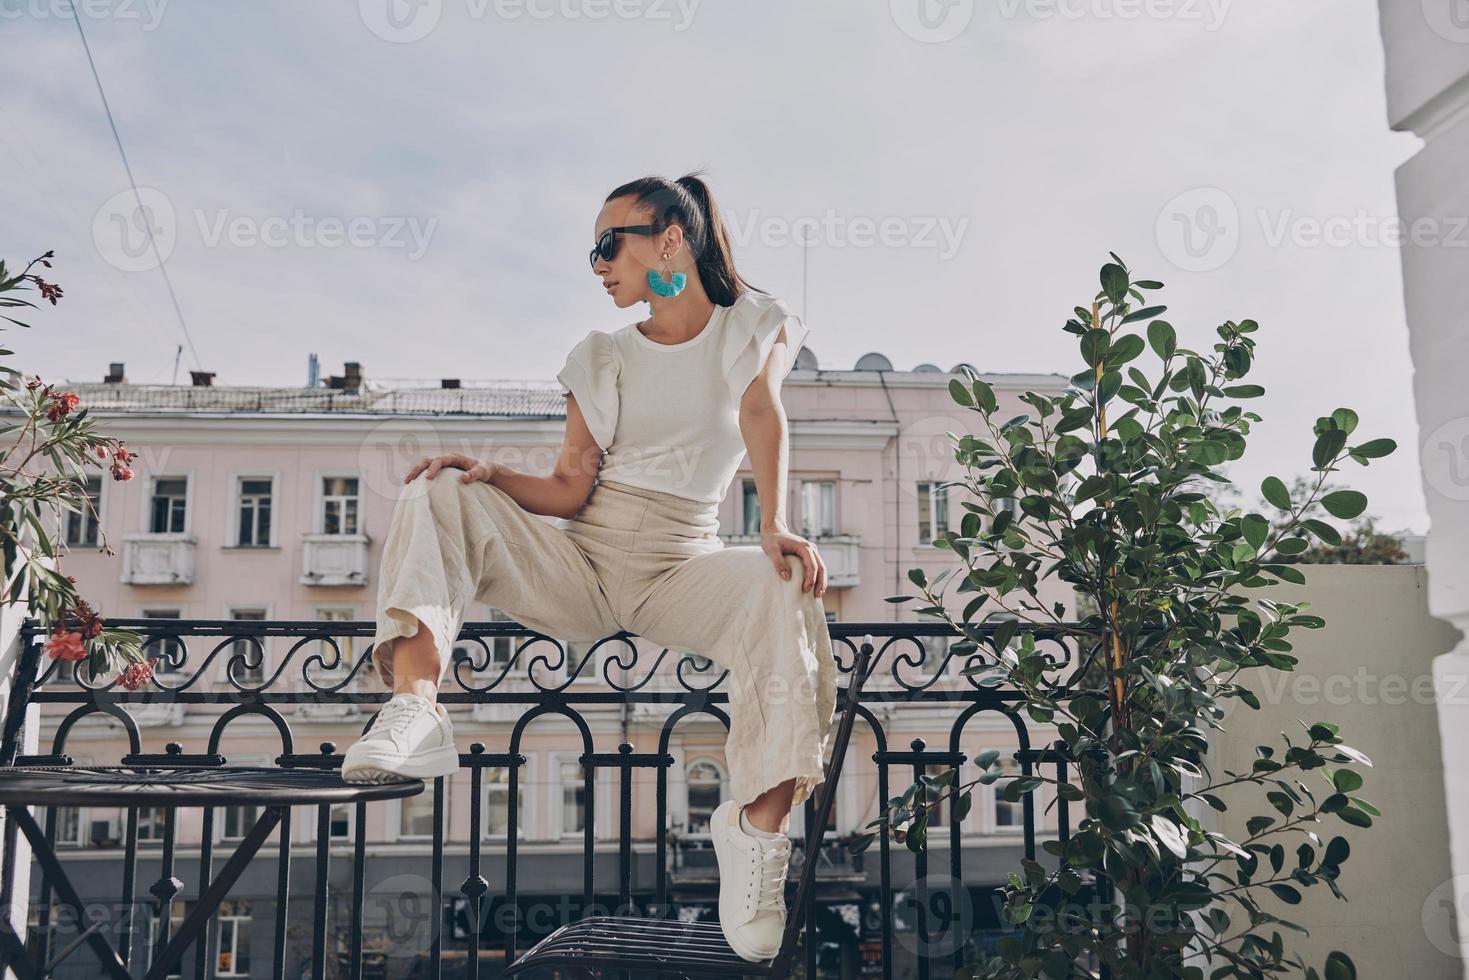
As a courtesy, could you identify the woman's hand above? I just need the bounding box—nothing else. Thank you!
[404,453,499,485]
[761,525,827,598]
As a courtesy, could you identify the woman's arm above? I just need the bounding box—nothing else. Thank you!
[410,394,602,519]
[487,394,604,519]
[738,335,828,597]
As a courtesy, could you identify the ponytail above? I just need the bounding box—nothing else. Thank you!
[604,172,762,306]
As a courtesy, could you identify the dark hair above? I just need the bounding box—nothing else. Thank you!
[603,171,761,306]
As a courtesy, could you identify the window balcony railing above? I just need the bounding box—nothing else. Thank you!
[0,618,1092,980]
[119,533,198,586]
[299,534,372,587]
[719,533,861,587]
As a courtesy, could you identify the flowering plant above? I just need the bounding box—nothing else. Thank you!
[2,251,150,687]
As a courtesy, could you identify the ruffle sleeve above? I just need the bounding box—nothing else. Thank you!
[557,329,620,451]
[720,290,810,404]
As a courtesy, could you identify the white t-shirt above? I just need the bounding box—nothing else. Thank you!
[556,289,810,504]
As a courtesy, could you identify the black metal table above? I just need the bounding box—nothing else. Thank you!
[0,766,423,980]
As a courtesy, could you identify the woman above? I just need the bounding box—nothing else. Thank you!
[341,172,838,961]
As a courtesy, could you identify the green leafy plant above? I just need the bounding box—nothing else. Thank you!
[855,256,1392,979]
[2,251,147,684]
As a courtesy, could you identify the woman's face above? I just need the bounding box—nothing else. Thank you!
[591,196,689,308]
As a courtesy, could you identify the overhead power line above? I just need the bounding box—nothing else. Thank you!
[70,9,203,375]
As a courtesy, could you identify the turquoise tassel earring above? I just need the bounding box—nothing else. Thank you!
[647,252,687,298]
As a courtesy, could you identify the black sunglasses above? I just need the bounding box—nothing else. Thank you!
[589,224,655,269]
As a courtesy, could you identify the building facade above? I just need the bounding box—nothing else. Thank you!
[23,352,1072,978]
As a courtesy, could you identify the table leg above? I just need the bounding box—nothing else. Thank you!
[7,804,132,980]
[142,805,285,980]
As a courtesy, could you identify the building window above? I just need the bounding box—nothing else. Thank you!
[557,756,591,838]
[328,804,353,840]
[917,481,949,545]
[924,763,957,828]
[799,480,836,538]
[455,606,515,678]
[399,792,438,840]
[685,760,726,836]
[321,476,360,535]
[51,807,83,848]
[992,755,1024,833]
[227,609,268,684]
[313,607,356,676]
[136,807,166,843]
[485,765,525,840]
[65,475,101,547]
[741,479,761,535]
[141,609,185,672]
[149,476,188,533]
[222,806,261,841]
[236,477,273,547]
[216,901,251,977]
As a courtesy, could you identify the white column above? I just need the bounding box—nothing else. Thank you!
[1377,4,1469,974]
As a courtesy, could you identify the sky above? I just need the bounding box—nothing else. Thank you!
[0,0,1430,533]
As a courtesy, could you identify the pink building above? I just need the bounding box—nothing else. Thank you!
[26,351,1071,978]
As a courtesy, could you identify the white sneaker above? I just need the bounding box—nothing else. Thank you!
[709,799,791,962]
[341,693,459,783]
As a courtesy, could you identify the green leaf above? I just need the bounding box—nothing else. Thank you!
[1325,951,1356,980]
[1121,305,1166,325]
[1100,263,1128,305]
[1261,476,1291,511]
[1241,514,1269,550]
[1147,320,1177,359]
[1268,883,1302,904]
[1223,385,1265,398]
[1320,490,1367,520]
[1350,438,1396,460]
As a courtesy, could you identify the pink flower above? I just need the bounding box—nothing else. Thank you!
[111,463,134,482]
[45,630,86,662]
[46,391,80,423]
[117,659,156,691]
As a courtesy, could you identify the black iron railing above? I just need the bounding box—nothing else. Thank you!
[0,619,1088,980]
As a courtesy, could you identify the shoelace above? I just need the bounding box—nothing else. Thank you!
[753,838,792,913]
[370,698,430,741]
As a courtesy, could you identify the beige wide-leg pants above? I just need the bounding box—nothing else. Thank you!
[369,473,838,808]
